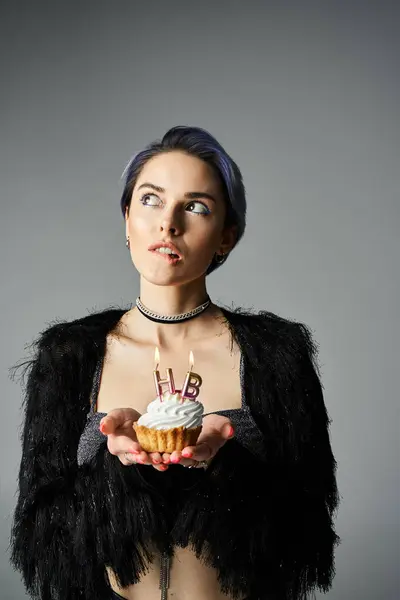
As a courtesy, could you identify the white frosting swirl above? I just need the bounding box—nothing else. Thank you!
[137,391,204,430]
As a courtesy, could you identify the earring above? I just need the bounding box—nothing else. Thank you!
[215,252,226,264]
[126,237,130,249]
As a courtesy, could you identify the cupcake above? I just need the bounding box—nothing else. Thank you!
[133,389,204,453]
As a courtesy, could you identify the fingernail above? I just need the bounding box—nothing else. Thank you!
[159,464,168,471]
[227,426,235,438]
[182,450,193,458]
[163,457,170,464]
[153,458,161,464]
[170,457,180,463]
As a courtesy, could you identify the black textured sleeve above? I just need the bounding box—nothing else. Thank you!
[9,323,167,600]
[294,322,340,511]
[9,325,89,600]
[278,321,341,597]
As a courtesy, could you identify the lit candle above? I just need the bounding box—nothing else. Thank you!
[153,346,176,400]
[181,350,202,401]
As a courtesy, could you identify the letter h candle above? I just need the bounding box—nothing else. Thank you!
[153,347,175,400]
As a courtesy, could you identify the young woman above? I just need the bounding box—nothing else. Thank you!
[10,126,340,600]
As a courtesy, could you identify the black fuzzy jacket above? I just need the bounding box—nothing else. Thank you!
[9,306,340,600]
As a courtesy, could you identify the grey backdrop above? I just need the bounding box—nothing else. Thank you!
[1,1,399,599]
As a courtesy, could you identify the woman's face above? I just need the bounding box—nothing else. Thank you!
[125,151,235,287]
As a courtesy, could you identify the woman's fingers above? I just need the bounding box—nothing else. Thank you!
[182,442,213,462]
[120,449,169,470]
[178,420,234,462]
[153,463,169,471]
[184,418,234,461]
[98,408,150,466]
[162,453,171,464]
[99,407,141,435]
[106,433,142,457]
[169,446,212,463]
[117,448,168,470]
[148,451,162,464]
[121,452,139,466]
[169,451,182,464]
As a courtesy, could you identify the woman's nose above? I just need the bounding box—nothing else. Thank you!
[160,211,182,236]
[161,223,177,235]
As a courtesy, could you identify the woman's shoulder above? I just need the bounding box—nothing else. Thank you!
[222,303,315,342]
[222,304,320,373]
[34,306,129,353]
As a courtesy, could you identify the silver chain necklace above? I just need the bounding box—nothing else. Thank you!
[135,296,211,323]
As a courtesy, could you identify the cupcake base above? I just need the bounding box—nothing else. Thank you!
[133,423,202,454]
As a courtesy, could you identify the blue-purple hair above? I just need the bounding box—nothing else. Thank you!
[120,125,246,275]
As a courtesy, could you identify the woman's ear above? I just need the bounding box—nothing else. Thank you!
[219,224,238,255]
[125,207,130,238]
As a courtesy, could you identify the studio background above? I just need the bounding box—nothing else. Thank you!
[1,1,398,599]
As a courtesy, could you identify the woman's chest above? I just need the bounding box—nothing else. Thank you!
[95,334,243,417]
[107,545,246,600]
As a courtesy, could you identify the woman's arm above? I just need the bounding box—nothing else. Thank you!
[296,322,339,503]
[9,324,88,600]
[233,311,341,596]
[10,320,167,600]
[277,320,341,595]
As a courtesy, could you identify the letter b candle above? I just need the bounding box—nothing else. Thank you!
[181,351,202,400]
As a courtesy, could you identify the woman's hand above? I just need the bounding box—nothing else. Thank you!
[164,414,235,468]
[99,410,234,471]
[99,408,169,471]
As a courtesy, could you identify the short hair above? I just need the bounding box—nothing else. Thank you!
[120,125,247,275]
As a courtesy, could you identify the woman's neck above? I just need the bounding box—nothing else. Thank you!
[138,277,209,317]
[120,284,225,348]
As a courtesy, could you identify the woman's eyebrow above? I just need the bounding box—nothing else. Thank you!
[137,182,217,203]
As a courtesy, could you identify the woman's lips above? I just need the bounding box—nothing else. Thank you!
[149,249,182,265]
[148,241,182,257]
[148,241,183,264]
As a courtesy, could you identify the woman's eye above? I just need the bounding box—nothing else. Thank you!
[186,201,211,215]
[140,193,161,207]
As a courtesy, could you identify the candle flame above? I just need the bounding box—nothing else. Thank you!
[154,346,160,369]
[189,350,194,370]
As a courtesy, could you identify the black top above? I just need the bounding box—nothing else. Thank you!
[77,352,266,466]
[10,306,340,600]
